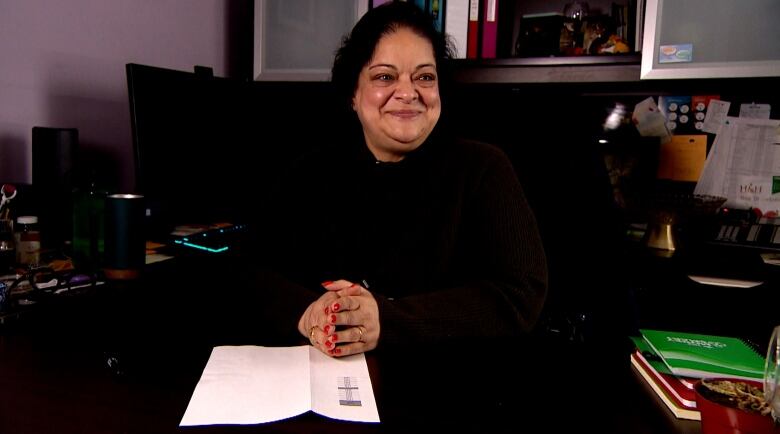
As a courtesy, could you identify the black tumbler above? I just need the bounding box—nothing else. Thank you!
[104,194,145,280]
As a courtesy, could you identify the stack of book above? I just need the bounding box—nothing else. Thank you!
[630,329,766,421]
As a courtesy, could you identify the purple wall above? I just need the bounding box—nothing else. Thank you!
[0,0,250,191]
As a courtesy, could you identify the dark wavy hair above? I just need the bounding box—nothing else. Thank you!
[331,1,454,113]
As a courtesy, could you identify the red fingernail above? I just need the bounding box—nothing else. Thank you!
[350,283,356,287]
[331,334,339,342]
[332,303,340,312]
[330,314,337,323]
[321,281,333,286]
[334,348,342,354]
[324,325,331,334]
[325,340,332,348]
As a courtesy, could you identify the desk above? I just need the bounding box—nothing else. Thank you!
[628,241,780,346]
[0,256,698,434]
[0,334,695,434]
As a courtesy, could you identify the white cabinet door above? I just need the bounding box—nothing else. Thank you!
[254,0,369,81]
[641,0,780,79]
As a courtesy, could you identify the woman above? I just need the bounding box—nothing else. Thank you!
[257,1,547,356]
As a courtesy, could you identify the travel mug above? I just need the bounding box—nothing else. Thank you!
[103,194,145,280]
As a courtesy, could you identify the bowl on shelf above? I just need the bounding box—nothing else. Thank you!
[650,193,728,221]
[643,194,727,254]
[695,378,779,434]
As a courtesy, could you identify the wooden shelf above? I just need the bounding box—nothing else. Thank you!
[450,53,642,83]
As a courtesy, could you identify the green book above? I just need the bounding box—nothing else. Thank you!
[630,335,674,375]
[640,329,765,381]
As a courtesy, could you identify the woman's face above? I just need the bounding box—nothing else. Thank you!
[352,27,441,162]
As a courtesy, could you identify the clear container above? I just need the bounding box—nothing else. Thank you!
[15,215,41,267]
[765,325,780,423]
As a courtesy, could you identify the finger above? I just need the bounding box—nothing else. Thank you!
[322,323,335,337]
[311,327,341,355]
[314,340,337,357]
[329,342,367,358]
[309,326,323,346]
[317,291,340,316]
[329,296,360,314]
[336,285,363,298]
[328,309,360,327]
[327,326,364,346]
[322,279,355,291]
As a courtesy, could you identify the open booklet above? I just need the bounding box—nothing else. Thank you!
[180,345,380,426]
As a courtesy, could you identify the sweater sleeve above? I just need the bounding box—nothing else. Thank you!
[375,146,548,347]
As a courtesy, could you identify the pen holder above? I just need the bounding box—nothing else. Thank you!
[103,194,145,280]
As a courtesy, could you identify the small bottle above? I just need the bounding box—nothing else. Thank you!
[15,216,41,267]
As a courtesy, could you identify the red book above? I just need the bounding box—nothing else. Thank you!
[679,377,696,390]
[466,0,480,59]
[631,351,701,420]
[480,0,498,58]
[633,351,697,408]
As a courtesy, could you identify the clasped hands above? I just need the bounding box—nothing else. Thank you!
[298,279,379,357]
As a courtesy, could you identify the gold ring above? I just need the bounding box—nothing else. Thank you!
[357,326,364,342]
[309,326,317,344]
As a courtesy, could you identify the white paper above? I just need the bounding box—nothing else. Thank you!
[309,347,379,422]
[701,99,730,134]
[739,103,771,119]
[632,97,672,143]
[180,346,379,426]
[694,117,780,214]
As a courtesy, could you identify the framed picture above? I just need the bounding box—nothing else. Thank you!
[641,0,780,79]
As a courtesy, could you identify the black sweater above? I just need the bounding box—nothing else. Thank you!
[255,131,548,347]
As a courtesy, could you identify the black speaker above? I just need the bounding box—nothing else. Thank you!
[32,126,78,251]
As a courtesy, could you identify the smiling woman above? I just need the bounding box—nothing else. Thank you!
[351,28,441,162]
[254,1,548,358]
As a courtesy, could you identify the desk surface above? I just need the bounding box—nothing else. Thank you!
[0,329,699,433]
[0,256,704,434]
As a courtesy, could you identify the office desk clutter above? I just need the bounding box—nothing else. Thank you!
[0,262,105,324]
[631,327,780,430]
[0,184,18,272]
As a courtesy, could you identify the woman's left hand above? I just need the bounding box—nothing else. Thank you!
[321,280,380,357]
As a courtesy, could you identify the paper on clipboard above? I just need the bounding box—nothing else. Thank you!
[694,117,780,214]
